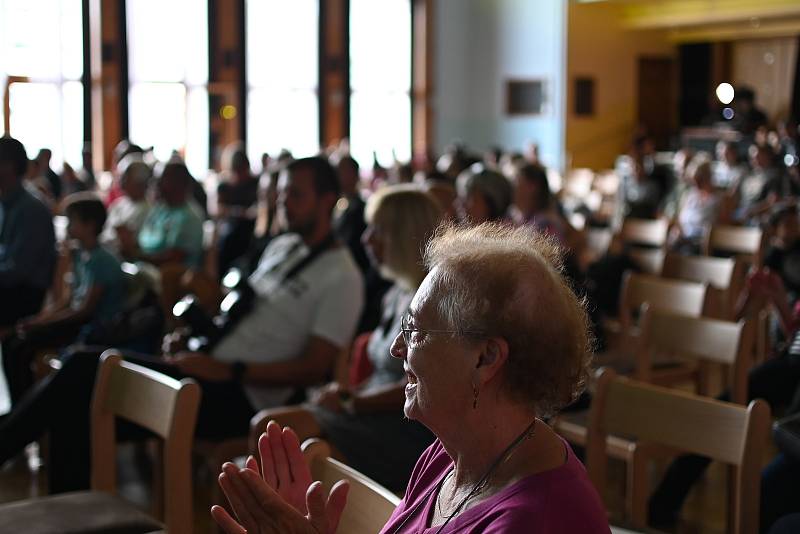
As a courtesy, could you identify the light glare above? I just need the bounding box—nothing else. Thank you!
[716,83,735,105]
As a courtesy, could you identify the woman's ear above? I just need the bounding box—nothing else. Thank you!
[476,337,509,380]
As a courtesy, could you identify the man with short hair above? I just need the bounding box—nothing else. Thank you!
[0,156,365,494]
[0,137,56,329]
[100,153,152,254]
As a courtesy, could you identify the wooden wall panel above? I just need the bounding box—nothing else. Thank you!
[89,0,126,170]
[209,0,244,169]
[320,0,348,148]
[412,0,433,161]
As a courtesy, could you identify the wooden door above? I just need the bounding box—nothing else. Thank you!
[638,57,676,150]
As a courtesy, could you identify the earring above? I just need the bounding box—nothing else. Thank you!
[472,385,479,409]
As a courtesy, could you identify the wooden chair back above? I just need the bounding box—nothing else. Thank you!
[628,248,665,275]
[586,368,771,534]
[584,227,614,261]
[704,225,764,264]
[91,350,201,534]
[618,273,708,335]
[620,218,669,249]
[302,439,400,534]
[635,308,754,401]
[662,254,745,319]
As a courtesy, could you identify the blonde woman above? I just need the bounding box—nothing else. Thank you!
[254,184,443,490]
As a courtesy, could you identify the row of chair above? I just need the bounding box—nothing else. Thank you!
[0,345,771,534]
[0,351,403,534]
[556,216,773,531]
[303,367,771,534]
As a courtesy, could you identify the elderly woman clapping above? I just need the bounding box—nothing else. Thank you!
[212,223,610,533]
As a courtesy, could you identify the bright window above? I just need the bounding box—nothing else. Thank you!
[0,0,84,170]
[349,0,411,168]
[246,0,319,164]
[127,0,209,177]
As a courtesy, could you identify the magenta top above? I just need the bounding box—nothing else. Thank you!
[379,439,610,534]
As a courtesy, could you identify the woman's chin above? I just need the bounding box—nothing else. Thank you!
[403,394,420,420]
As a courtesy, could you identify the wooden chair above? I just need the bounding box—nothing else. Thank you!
[302,438,400,534]
[616,273,708,344]
[620,218,669,250]
[586,368,770,533]
[661,253,744,319]
[627,248,665,275]
[581,226,614,266]
[704,224,764,265]
[634,308,754,401]
[554,309,751,490]
[0,350,201,534]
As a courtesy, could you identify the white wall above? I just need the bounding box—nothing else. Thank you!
[433,0,567,171]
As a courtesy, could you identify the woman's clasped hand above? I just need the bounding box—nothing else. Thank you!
[211,420,350,534]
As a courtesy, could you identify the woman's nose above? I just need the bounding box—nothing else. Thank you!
[389,331,406,360]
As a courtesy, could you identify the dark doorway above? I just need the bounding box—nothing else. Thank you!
[638,56,676,150]
[679,43,712,127]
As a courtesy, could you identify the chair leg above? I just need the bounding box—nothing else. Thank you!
[628,447,649,529]
[148,440,165,522]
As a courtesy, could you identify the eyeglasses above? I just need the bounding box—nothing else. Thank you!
[400,313,485,347]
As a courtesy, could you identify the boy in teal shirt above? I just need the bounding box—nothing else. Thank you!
[2,193,127,404]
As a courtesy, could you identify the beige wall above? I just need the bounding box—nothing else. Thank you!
[566,3,676,171]
[732,37,798,123]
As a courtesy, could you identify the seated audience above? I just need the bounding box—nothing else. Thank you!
[100,154,152,254]
[331,154,369,274]
[669,154,722,254]
[764,204,800,305]
[511,163,566,244]
[104,140,145,206]
[256,185,442,491]
[616,136,671,221]
[714,140,746,189]
[455,163,512,224]
[662,147,695,221]
[422,172,458,222]
[0,156,364,494]
[0,137,56,329]
[244,162,286,274]
[733,144,784,224]
[121,161,204,270]
[331,153,393,334]
[60,163,88,196]
[731,87,769,135]
[1,193,126,404]
[212,223,609,534]
[36,148,62,201]
[216,143,259,277]
[77,143,95,190]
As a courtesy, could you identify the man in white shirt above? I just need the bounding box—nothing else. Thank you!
[175,157,365,407]
[0,157,365,493]
[100,154,152,254]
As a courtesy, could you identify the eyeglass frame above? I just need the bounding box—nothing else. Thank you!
[400,312,486,346]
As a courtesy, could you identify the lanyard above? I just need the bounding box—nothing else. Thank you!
[278,232,338,285]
